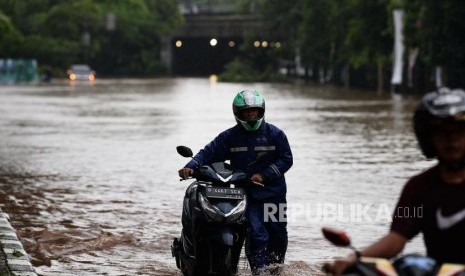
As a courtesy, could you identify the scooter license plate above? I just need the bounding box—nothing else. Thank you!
[205,187,244,199]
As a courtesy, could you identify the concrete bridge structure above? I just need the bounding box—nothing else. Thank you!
[161,6,269,76]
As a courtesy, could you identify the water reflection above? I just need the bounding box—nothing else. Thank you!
[0,79,430,275]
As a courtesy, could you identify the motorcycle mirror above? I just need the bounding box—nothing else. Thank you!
[176,146,193,158]
[322,227,351,247]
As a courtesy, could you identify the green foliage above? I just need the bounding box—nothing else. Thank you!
[93,0,181,76]
[21,35,79,67]
[12,249,24,257]
[219,58,259,82]
[3,0,465,84]
[403,0,465,67]
[220,58,288,83]
[0,10,23,57]
[145,0,184,36]
[0,0,18,18]
[0,0,182,76]
[265,0,395,88]
[0,11,12,35]
[235,0,262,14]
[299,0,337,68]
[344,0,392,68]
[400,0,465,88]
[42,1,101,39]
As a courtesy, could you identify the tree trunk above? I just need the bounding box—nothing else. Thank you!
[344,64,350,90]
[377,62,384,95]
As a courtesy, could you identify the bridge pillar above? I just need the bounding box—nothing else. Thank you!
[161,37,173,74]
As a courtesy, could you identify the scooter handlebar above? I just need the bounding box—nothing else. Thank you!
[251,180,264,187]
[179,174,264,187]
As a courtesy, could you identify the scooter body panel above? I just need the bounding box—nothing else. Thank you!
[174,181,247,275]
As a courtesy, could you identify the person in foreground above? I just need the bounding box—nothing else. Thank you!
[327,87,465,275]
[178,90,293,275]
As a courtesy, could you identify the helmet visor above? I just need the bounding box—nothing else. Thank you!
[237,107,264,121]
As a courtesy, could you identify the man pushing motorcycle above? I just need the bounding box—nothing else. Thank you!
[178,90,293,275]
[327,87,465,275]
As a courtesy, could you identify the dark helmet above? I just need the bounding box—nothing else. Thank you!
[232,90,265,131]
[413,87,465,158]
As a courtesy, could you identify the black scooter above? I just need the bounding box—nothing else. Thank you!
[172,146,264,276]
[321,227,465,276]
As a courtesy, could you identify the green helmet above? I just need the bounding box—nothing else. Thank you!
[232,90,265,131]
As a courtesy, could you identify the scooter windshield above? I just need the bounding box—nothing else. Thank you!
[211,162,233,179]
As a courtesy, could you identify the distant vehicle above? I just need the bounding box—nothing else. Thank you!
[67,64,95,81]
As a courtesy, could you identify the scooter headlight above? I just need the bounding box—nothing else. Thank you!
[199,193,222,222]
[225,199,246,223]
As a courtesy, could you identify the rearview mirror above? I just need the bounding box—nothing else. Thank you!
[322,227,351,247]
[176,146,193,158]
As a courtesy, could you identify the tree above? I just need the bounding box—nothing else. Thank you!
[0,0,182,76]
[299,0,337,82]
[260,0,302,61]
[0,10,22,57]
[345,0,392,94]
[403,0,465,89]
[96,0,182,76]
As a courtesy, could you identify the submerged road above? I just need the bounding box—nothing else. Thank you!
[0,78,428,275]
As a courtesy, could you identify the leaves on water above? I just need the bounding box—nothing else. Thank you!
[12,249,24,258]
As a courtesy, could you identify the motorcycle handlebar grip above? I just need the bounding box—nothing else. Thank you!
[252,180,264,187]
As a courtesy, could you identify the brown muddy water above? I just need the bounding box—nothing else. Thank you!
[0,78,431,275]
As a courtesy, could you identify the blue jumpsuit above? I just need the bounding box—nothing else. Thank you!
[185,122,293,273]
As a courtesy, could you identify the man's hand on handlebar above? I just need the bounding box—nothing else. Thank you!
[322,254,356,276]
[178,167,193,180]
[251,173,264,186]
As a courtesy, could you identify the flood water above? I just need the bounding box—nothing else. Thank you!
[0,78,432,275]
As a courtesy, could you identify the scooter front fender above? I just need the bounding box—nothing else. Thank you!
[210,226,234,246]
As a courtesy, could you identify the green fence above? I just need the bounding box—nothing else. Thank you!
[0,59,39,84]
